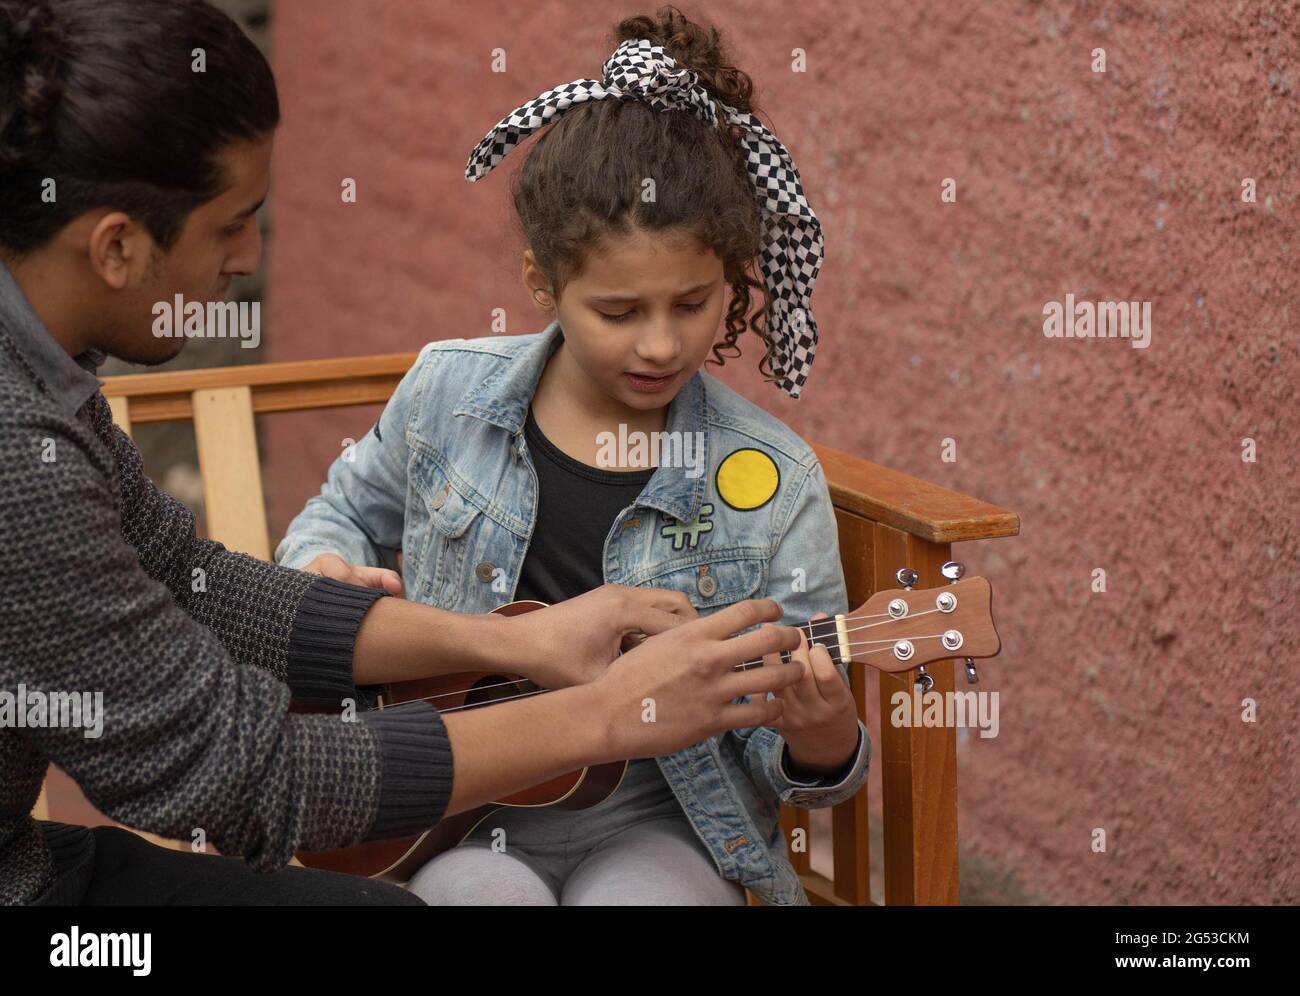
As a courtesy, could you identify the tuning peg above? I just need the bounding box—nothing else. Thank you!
[941,561,966,582]
[896,567,918,590]
[964,658,979,684]
[915,665,934,693]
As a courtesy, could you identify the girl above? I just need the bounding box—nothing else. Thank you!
[277,6,869,906]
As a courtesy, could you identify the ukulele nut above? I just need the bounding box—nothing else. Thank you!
[893,639,915,661]
[936,591,956,612]
[888,598,908,619]
[941,629,964,652]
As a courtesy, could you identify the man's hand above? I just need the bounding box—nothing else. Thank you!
[586,598,806,762]
[441,598,807,816]
[501,584,697,689]
[301,552,404,596]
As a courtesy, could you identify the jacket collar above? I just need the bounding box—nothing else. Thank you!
[454,319,709,524]
[453,319,563,434]
[0,260,104,415]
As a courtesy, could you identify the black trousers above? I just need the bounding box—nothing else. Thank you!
[33,822,425,906]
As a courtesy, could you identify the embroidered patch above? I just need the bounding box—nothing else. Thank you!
[715,448,779,511]
[660,502,714,551]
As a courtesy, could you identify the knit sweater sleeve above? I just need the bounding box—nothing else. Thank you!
[0,401,453,868]
[95,395,374,704]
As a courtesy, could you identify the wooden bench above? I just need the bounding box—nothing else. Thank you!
[35,353,1018,905]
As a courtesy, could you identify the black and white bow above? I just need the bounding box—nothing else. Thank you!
[465,38,824,398]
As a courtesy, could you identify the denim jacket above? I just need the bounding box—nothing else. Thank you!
[276,320,870,905]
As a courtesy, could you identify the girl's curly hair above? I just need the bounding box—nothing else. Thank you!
[510,5,779,381]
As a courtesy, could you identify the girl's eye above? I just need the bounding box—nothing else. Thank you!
[222,219,248,237]
[596,300,706,324]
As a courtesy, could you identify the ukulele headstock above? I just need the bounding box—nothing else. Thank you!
[839,562,1001,691]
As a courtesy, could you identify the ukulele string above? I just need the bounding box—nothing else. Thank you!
[732,607,951,671]
[434,687,551,714]
[384,609,953,709]
[374,617,853,708]
[381,607,950,706]
[402,625,956,711]
[731,635,952,671]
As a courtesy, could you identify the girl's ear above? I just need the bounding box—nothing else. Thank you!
[521,249,555,311]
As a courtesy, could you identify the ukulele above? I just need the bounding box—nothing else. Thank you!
[295,561,1000,880]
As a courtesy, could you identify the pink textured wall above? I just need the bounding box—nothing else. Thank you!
[266,0,1299,903]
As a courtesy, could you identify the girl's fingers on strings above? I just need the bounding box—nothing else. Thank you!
[807,642,841,702]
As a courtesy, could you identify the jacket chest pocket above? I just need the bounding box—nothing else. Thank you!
[408,456,484,610]
[640,555,767,612]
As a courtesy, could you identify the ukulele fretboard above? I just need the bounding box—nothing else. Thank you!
[733,616,846,672]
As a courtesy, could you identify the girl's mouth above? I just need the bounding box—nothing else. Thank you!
[625,370,680,393]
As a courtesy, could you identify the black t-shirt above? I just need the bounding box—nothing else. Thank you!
[513,408,655,605]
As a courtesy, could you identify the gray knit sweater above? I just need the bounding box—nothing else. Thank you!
[0,263,454,905]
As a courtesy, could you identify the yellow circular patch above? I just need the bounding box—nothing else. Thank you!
[715,448,780,511]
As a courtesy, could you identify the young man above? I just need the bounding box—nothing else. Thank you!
[0,0,807,905]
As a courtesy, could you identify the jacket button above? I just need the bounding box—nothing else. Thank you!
[430,486,448,510]
[475,561,496,582]
[724,835,749,853]
[697,567,718,597]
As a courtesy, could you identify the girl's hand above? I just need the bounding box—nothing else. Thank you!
[764,613,859,777]
[300,552,405,596]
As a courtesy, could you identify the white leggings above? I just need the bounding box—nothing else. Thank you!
[406,816,747,906]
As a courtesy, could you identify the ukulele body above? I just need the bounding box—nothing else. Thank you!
[295,600,627,880]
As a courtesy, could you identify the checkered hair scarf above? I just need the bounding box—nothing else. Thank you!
[465,38,824,398]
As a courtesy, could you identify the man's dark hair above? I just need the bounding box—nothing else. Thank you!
[0,0,279,255]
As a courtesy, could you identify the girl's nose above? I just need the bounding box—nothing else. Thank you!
[634,318,682,365]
